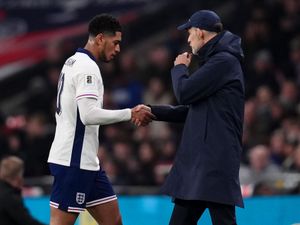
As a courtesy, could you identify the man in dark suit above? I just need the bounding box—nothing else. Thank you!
[143,9,245,225]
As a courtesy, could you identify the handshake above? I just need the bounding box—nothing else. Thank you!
[131,104,156,127]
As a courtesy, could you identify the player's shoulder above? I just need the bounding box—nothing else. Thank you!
[70,52,99,74]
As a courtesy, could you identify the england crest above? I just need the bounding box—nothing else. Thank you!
[76,192,85,205]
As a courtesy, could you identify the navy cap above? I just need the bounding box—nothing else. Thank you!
[177,10,221,31]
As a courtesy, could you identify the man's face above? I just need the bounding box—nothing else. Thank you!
[99,31,122,62]
[187,27,204,55]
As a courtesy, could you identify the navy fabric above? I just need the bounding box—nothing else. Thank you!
[76,48,97,62]
[49,164,115,212]
[169,199,237,225]
[70,109,85,168]
[177,10,221,31]
[86,169,116,206]
[149,105,189,123]
[151,31,245,208]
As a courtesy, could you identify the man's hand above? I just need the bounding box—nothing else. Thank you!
[131,104,156,127]
[174,52,192,67]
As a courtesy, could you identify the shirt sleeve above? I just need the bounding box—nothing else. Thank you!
[74,73,101,101]
[150,105,189,123]
[171,53,237,104]
[77,98,131,125]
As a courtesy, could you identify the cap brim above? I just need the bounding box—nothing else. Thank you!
[177,22,191,30]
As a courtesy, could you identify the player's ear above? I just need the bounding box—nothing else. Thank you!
[95,33,105,46]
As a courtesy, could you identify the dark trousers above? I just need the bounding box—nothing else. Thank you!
[169,199,237,225]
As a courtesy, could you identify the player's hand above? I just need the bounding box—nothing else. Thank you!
[174,52,192,67]
[131,104,156,127]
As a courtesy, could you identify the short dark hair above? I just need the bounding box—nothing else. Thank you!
[88,14,122,37]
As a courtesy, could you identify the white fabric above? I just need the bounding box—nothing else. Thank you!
[48,50,131,171]
[77,98,131,125]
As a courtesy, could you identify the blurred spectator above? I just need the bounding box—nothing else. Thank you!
[141,45,173,85]
[135,142,156,185]
[154,139,176,185]
[101,157,120,185]
[243,8,272,61]
[279,80,299,115]
[253,86,277,143]
[0,156,46,225]
[269,129,286,166]
[143,76,174,140]
[289,144,300,172]
[277,0,300,38]
[243,99,257,152]
[240,145,281,185]
[132,126,151,143]
[245,50,279,98]
[112,141,137,184]
[143,77,173,105]
[111,50,144,108]
[281,36,300,82]
[23,113,53,177]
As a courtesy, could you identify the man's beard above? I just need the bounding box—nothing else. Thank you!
[192,46,199,55]
[99,52,110,63]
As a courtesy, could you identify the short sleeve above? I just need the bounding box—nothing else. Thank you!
[75,73,101,100]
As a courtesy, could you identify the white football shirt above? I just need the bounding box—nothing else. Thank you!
[48,48,130,171]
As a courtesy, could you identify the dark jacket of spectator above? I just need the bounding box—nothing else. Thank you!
[0,156,46,225]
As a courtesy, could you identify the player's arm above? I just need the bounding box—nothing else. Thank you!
[74,69,132,125]
[77,98,154,126]
[74,71,154,126]
[77,98,131,125]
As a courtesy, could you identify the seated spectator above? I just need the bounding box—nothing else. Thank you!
[245,50,280,98]
[0,156,46,225]
[287,144,300,172]
[278,80,299,116]
[269,129,286,166]
[240,145,281,185]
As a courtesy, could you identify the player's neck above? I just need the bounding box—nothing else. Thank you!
[84,43,99,61]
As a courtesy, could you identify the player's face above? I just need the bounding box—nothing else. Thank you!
[100,31,122,62]
[187,27,204,55]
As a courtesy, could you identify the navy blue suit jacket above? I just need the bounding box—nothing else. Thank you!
[151,31,245,207]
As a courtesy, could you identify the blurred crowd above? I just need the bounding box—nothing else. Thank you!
[1,0,300,197]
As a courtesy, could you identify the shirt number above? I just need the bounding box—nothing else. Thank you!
[56,72,65,115]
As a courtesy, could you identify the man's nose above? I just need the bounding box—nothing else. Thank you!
[187,37,191,45]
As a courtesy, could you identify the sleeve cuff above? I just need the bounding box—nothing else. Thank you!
[124,108,132,121]
[76,93,98,100]
[171,64,188,76]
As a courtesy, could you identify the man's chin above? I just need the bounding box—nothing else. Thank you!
[100,56,111,63]
[104,55,116,62]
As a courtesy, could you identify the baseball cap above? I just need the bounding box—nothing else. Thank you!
[177,10,221,32]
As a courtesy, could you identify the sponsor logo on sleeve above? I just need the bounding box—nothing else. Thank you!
[84,75,95,86]
[65,58,76,66]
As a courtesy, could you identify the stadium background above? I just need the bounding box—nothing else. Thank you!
[1,0,300,224]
